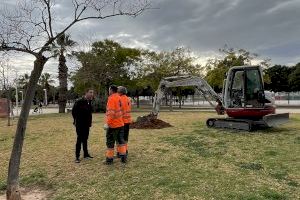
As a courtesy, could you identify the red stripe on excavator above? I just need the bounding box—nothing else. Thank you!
[226,106,275,118]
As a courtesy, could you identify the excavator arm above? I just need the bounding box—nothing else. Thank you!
[151,75,225,116]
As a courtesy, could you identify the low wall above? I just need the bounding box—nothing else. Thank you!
[0,98,8,118]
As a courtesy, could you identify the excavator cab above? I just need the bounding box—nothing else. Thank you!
[222,66,280,120]
[223,66,265,109]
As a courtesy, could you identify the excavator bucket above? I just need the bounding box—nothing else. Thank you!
[262,113,289,127]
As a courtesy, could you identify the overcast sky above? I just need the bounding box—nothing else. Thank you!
[2,0,300,76]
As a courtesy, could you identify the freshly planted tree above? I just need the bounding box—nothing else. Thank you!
[0,0,150,199]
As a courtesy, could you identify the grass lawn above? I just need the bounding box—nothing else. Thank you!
[0,112,299,200]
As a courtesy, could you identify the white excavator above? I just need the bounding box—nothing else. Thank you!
[137,65,289,131]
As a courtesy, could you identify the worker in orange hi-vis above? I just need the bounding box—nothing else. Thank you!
[104,85,126,165]
[117,86,132,157]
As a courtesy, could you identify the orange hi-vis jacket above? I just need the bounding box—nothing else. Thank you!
[119,95,132,124]
[106,93,124,128]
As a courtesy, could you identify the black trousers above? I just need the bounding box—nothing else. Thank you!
[123,123,130,142]
[75,126,90,158]
[106,127,125,149]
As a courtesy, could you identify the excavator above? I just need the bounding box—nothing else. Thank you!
[137,65,289,131]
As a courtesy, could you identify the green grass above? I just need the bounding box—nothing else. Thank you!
[0,111,299,199]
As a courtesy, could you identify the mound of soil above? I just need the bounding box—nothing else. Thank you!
[130,115,172,129]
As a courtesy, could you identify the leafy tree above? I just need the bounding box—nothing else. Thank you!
[265,65,292,92]
[288,63,300,92]
[135,47,201,108]
[136,47,201,90]
[18,73,30,94]
[205,47,270,92]
[39,73,55,91]
[38,73,55,104]
[73,40,141,95]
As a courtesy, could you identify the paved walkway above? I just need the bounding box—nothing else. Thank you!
[12,107,68,116]
[11,107,300,117]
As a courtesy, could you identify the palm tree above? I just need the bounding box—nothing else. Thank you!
[55,33,76,113]
[18,73,30,94]
[39,73,55,91]
[38,73,55,105]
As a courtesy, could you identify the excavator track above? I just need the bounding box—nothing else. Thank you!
[206,118,254,131]
[206,113,289,132]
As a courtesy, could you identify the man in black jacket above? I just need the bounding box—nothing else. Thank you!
[72,89,94,163]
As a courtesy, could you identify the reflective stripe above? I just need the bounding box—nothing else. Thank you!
[106,148,114,158]
[117,145,121,154]
[106,109,122,112]
[118,144,126,155]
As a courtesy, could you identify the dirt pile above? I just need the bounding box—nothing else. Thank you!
[130,114,172,129]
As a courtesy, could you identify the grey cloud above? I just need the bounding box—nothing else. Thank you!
[2,0,300,75]
[64,0,300,65]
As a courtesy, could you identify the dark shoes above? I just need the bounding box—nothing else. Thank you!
[84,155,94,159]
[121,156,127,163]
[117,151,128,159]
[75,155,93,163]
[104,158,114,165]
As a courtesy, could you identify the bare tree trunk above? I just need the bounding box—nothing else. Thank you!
[179,95,182,109]
[58,53,68,113]
[169,94,173,111]
[137,96,140,108]
[6,88,13,126]
[178,88,182,109]
[6,56,46,200]
[10,101,14,121]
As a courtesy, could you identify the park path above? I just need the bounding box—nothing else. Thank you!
[11,107,300,116]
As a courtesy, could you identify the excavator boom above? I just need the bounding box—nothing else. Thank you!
[151,75,224,116]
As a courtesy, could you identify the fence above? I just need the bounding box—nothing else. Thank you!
[131,92,300,107]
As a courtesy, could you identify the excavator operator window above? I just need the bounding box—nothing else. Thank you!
[245,69,263,107]
[230,70,245,107]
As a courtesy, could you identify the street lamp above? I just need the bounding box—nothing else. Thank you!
[19,91,24,106]
[43,89,47,106]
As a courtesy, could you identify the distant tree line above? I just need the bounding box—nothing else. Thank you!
[71,41,300,109]
[264,63,300,93]
[2,41,300,111]
[0,72,78,106]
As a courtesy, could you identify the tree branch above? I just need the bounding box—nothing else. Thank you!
[43,0,54,38]
[0,44,38,57]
